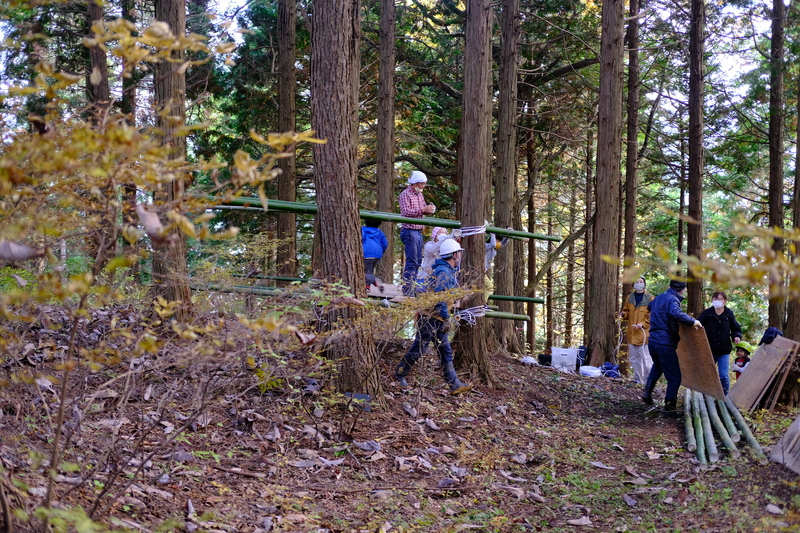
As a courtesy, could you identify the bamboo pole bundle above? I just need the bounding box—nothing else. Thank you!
[704,395,740,459]
[685,389,697,452]
[724,397,768,465]
[697,393,720,462]
[692,391,707,465]
[716,398,741,443]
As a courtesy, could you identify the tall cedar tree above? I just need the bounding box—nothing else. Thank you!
[151,0,192,321]
[457,0,500,386]
[310,0,382,397]
[376,0,396,283]
[276,0,298,280]
[686,0,704,316]
[587,0,623,366]
[493,0,521,353]
[768,0,785,327]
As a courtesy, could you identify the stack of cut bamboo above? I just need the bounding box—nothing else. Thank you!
[683,389,767,466]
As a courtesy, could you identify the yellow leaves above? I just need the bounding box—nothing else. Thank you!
[90,66,103,86]
[142,21,174,43]
[215,42,236,54]
[67,273,93,296]
[249,130,326,153]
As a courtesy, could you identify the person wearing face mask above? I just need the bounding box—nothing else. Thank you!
[399,171,436,296]
[620,277,654,384]
[642,280,703,417]
[697,291,742,395]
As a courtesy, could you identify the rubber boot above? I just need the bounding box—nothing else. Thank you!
[641,378,656,405]
[443,362,472,395]
[662,398,679,419]
[395,363,411,389]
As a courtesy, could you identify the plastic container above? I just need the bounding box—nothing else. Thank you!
[579,365,602,377]
[551,347,578,373]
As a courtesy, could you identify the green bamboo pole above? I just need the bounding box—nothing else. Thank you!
[207,196,561,242]
[704,394,740,459]
[685,389,697,452]
[692,391,707,465]
[697,392,720,462]
[716,398,741,443]
[724,397,768,465]
[488,294,545,304]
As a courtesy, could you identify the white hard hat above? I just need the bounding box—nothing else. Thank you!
[439,239,464,256]
[408,171,427,184]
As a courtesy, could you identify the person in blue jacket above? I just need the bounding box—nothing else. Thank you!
[361,218,389,277]
[642,280,703,416]
[394,239,472,395]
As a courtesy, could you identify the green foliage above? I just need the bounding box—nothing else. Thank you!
[0,266,37,292]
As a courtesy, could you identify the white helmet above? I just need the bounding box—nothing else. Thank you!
[439,239,464,257]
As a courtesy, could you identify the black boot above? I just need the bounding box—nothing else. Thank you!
[443,362,472,395]
[642,379,656,405]
[395,363,411,389]
[662,398,679,418]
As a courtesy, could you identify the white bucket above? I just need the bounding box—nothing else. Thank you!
[551,347,578,373]
[579,365,602,377]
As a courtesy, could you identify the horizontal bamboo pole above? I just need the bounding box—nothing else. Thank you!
[716,398,741,443]
[693,391,707,465]
[685,389,697,452]
[207,196,561,242]
[724,397,768,465]
[698,392,720,463]
[704,394,740,459]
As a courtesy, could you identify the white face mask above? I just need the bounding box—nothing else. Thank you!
[633,282,645,291]
[712,300,724,309]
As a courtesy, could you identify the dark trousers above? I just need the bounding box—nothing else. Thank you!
[647,341,682,400]
[364,258,379,275]
[400,228,422,296]
[398,316,453,371]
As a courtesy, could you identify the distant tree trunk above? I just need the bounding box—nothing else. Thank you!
[587,0,623,366]
[785,76,800,342]
[583,121,595,347]
[768,0,785,328]
[685,0,705,316]
[276,0,298,281]
[493,0,520,353]
[565,187,576,346]
[455,0,499,387]
[311,0,381,398]
[376,0,396,283]
[151,0,192,321]
[87,0,110,115]
[546,198,554,350]
[678,133,686,261]
[622,0,640,298]
[526,137,538,354]
[120,0,139,281]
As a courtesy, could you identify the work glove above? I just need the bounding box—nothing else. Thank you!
[693,320,703,329]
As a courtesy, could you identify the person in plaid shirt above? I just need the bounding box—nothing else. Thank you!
[399,171,436,296]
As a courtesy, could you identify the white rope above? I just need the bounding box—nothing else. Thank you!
[455,305,490,327]
[459,223,486,238]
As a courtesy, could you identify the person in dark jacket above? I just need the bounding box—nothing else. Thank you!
[394,239,472,395]
[697,291,742,394]
[642,280,703,416]
[361,218,389,277]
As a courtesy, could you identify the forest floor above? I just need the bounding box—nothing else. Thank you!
[2,307,800,533]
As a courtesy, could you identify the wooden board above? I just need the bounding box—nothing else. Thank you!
[770,414,800,474]
[676,324,726,401]
[728,335,800,412]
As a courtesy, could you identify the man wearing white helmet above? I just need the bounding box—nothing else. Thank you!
[398,170,436,296]
[394,238,472,395]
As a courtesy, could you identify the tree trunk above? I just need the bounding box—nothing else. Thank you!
[87,0,110,114]
[786,77,800,341]
[526,137,538,354]
[768,0,785,328]
[622,0,640,297]
[311,0,381,398]
[455,0,499,387]
[276,0,298,281]
[546,197,554,351]
[493,0,521,353]
[151,0,192,322]
[565,187,576,347]
[686,0,705,316]
[583,121,595,347]
[376,0,396,283]
[587,0,623,366]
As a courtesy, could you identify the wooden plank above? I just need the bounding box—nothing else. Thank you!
[729,336,799,412]
[770,414,800,473]
[676,324,726,401]
[768,347,799,412]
